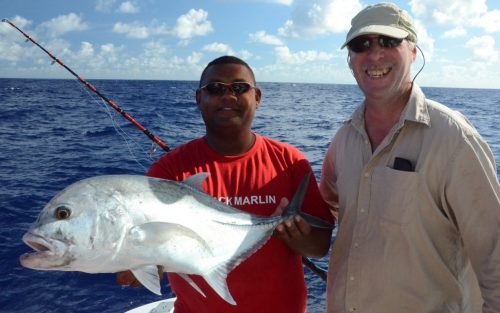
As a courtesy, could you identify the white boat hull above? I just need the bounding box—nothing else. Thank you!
[125,298,175,313]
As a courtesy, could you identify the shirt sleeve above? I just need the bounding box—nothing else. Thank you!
[147,153,178,180]
[443,132,500,312]
[319,140,340,219]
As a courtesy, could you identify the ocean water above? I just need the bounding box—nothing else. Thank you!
[0,78,498,312]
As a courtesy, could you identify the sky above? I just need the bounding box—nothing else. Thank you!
[1,0,500,89]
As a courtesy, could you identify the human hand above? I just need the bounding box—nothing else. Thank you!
[273,198,311,242]
[116,270,141,288]
[273,198,331,257]
[274,214,312,241]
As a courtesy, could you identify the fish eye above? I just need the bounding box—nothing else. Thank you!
[54,206,71,220]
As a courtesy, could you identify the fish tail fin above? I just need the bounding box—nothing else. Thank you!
[178,273,206,298]
[281,171,311,218]
[202,267,236,305]
[282,171,335,229]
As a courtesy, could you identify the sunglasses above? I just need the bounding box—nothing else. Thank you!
[347,35,404,53]
[199,82,256,96]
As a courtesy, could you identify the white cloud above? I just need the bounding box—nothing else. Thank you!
[442,26,467,38]
[1,15,32,34]
[0,39,25,62]
[39,13,88,37]
[202,42,233,54]
[0,15,34,62]
[112,21,168,39]
[118,1,140,14]
[278,20,298,38]
[278,0,362,38]
[224,0,292,5]
[201,43,252,61]
[409,0,500,36]
[98,43,122,64]
[265,0,293,5]
[113,22,150,39]
[170,9,213,40]
[239,50,253,60]
[187,52,203,65]
[77,42,94,58]
[112,10,214,42]
[274,46,333,64]
[465,35,498,63]
[143,41,168,56]
[474,9,500,33]
[249,31,284,45]
[409,0,487,25]
[95,0,117,12]
[414,20,434,62]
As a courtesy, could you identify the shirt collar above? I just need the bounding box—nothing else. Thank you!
[347,83,431,130]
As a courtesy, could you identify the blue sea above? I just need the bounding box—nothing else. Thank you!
[1,78,499,312]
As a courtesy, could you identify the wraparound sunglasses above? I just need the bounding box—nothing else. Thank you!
[347,35,404,53]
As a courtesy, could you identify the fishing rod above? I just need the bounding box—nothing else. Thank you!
[302,257,327,281]
[1,18,170,152]
[3,17,328,281]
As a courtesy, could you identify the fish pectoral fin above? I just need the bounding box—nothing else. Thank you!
[300,212,335,229]
[130,222,207,248]
[178,273,206,298]
[131,265,162,295]
[202,268,236,305]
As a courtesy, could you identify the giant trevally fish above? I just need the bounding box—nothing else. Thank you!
[20,172,331,305]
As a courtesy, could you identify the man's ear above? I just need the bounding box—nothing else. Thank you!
[255,87,262,109]
[195,88,202,107]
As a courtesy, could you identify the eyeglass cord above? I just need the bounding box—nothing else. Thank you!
[412,45,426,83]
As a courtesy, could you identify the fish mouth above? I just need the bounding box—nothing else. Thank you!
[19,232,69,269]
[23,233,53,254]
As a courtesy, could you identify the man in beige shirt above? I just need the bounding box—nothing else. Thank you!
[320,3,500,313]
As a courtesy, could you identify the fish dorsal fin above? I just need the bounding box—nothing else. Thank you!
[183,172,210,191]
[202,267,236,305]
[178,273,206,298]
[131,265,162,295]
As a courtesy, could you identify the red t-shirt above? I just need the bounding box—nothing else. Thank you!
[147,134,333,313]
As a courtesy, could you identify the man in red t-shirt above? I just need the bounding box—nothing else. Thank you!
[117,55,334,313]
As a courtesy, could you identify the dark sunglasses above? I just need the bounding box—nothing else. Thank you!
[199,82,256,96]
[347,35,404,53]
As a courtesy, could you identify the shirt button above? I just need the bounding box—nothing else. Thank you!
[349,307,356,312]
[360,208,366,213]
[350,276,355,281]
[354,242,359,248]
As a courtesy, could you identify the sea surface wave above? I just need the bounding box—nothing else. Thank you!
[1,79,498,312]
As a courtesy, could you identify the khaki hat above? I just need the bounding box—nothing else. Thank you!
[341,2,417,49]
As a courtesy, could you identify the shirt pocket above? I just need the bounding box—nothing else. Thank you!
[371,166,419,226]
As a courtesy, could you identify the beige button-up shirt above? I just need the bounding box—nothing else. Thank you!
[320,84,500,313]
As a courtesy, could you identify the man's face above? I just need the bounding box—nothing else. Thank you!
[348,35,417,100]
[196,63,261,134]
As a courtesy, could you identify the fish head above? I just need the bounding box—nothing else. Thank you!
[20,177,131,273]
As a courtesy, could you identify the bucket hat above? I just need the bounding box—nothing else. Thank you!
[341,2,417,49]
